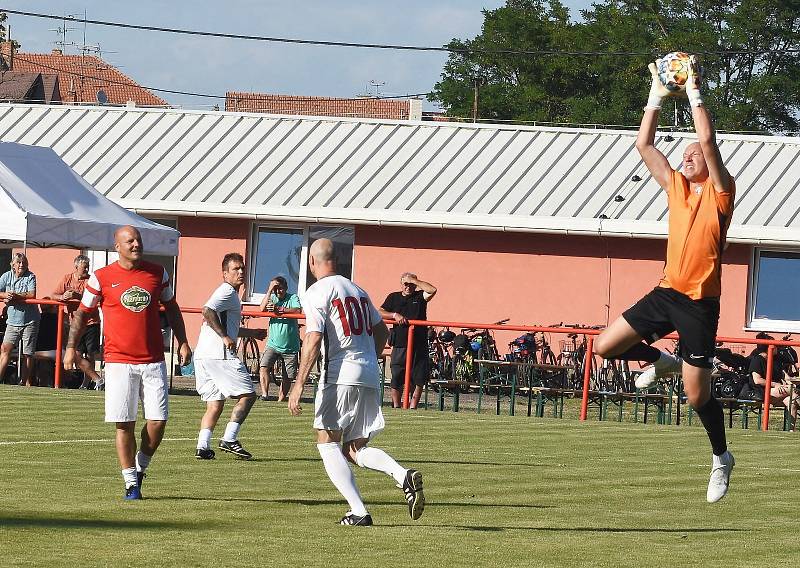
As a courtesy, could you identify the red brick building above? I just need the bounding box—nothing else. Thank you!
[0,43,166,106]
[226,92,422,120]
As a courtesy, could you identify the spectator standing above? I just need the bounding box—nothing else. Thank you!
[52,254,102,389]
[193,253,266,460]
[379,273,437,409]
[258,276,302,402]
[0,253,40,386]
[288,239,425,526]
[64,226,191,500]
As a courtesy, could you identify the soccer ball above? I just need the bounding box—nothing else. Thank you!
[657,52,691,93]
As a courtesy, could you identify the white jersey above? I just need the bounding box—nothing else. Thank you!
[301,274,382,388]
[193,282,242,360]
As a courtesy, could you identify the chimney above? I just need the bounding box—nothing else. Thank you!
[52,48,63,56]
[0,41,15,71]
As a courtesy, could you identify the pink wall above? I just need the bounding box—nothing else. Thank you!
[19,219,756,353]
[174,216,251,343]
[19,247,81,298]
[352,226,752,348]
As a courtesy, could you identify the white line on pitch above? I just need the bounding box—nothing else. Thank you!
[0,437,196,446]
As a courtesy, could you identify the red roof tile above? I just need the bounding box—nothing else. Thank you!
[4,47,167,107]
[226,92,412,120]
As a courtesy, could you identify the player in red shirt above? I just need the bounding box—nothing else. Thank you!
[64,226,191,500]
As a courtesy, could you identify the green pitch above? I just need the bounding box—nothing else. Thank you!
[0,385,797,568]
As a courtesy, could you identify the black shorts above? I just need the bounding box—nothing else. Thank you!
[390,346,430,389]
[623,287,719,369]
[76,323,101,357]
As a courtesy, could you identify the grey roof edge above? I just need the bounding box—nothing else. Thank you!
[118,198,800,246]
[3,102,798,145]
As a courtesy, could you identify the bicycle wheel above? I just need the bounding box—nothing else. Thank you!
[238,338,260,381]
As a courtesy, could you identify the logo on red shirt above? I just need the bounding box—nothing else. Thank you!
[121,286,152,313]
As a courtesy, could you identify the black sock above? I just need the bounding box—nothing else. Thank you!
[613,342,661,363]
[694,397,727,456]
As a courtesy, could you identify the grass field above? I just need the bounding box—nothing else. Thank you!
[1,385,798,568]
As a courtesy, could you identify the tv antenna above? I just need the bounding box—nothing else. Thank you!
[363,80,386,98]
[49,12,85,52]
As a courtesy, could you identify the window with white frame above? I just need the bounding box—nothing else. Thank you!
[748,249,800,332]
[247,224,354,302]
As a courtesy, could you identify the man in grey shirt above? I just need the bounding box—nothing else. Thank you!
[0,253,41,386]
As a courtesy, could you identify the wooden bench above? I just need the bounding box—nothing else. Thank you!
[429,379,475,412]
[692,398,792,430]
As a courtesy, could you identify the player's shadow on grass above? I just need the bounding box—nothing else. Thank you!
[158,496,553,509]
[0,516,196,530]
[380,524,745,533]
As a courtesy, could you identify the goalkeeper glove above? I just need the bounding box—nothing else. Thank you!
[686,55,704,107]
[646,60,671,110]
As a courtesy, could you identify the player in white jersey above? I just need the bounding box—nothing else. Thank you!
[288,239,425,526]
[193,253,266,460]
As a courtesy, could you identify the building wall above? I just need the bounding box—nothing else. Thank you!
[19,220,755,353]
[352,226,752,348]
[19,248,81,298]
[174,217,251,341]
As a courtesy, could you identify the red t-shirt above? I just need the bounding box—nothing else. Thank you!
[80,260,174,364]
[53,272,100,325]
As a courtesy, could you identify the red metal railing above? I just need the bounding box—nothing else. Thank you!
[8,299,799,430]
[401,319,800,429]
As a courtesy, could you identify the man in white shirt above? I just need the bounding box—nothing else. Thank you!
[193,253,265,460]
[288,239,425,526]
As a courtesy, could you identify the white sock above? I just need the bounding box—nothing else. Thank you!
[317,442,368,517]
[712,451,731,466]
[122,467,137,488]
[222,422,241,442]
[355,447,407,485]
[197,428,213,450]
[135,451,152,473]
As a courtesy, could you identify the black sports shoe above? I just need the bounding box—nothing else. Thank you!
[401,469,425,520]
[218,439,253,460]
[340,512,373,526]
[195,448,216,460]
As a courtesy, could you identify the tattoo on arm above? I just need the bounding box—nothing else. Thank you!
[66,310,87,349]
[202,306,227,338]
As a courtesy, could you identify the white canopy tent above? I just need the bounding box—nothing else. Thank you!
[0,142,179,255]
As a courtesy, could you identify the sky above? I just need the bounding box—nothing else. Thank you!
[1,1,591,110]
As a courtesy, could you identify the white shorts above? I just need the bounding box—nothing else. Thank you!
[104,361,169,423]
[195,358,255,402]
[313,384,385,442]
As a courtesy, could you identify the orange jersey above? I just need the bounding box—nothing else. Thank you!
[659,170,735,300]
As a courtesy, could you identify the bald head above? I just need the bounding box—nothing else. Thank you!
[114,225,144,266]
[310,238,335,262]
[682,142,709,183]
[308,238,337,279]
[114,225,141,244]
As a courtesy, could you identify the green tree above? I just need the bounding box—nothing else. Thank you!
[0,12,20,45]
[432,0,800,133]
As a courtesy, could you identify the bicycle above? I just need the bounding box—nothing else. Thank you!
[237,314,264,381]
[428,327,455,387]
[553,324,604,390]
